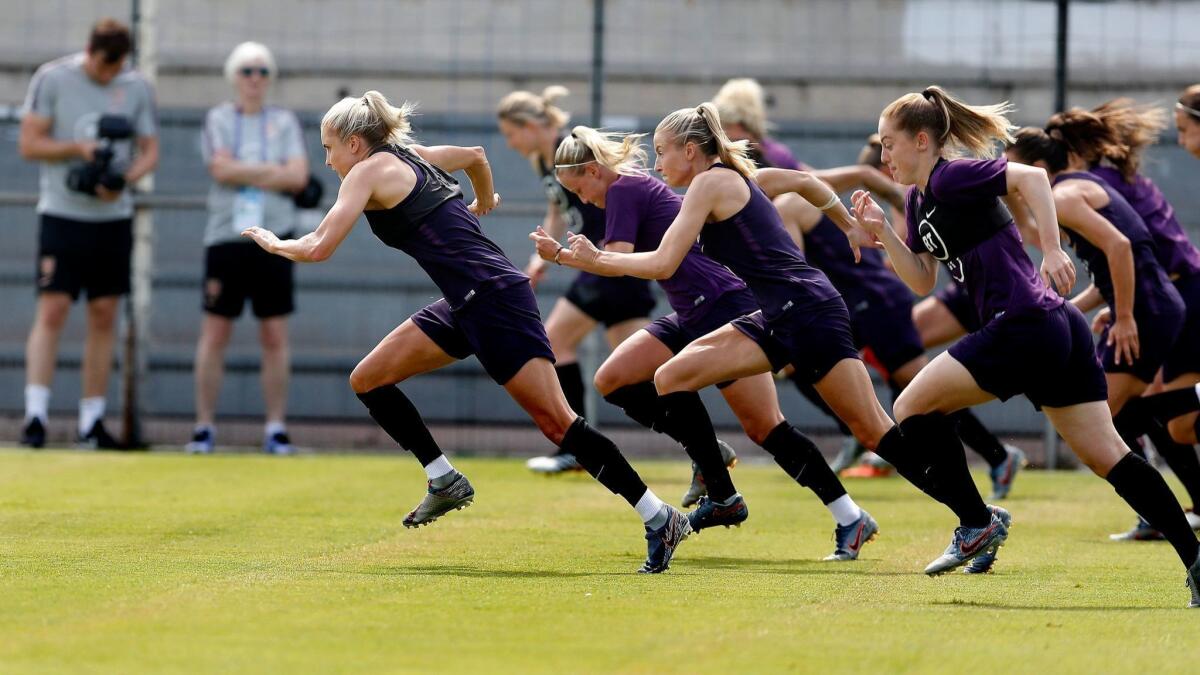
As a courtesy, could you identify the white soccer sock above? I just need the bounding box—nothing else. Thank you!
[24,384,49,423]
[423,455,455,480]
[264,420,286,438]
[78,397,105,435]
[828,494,863,527]
[634,489,667,525]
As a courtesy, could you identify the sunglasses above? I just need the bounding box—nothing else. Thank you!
[239,67,270,78]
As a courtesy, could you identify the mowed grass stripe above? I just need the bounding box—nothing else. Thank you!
[0,449,1195,674]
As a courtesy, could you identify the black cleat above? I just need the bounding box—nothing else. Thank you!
[21,417,46,449]
[687,494,749,533]
[77,420,122,450]
[639,507,692,574]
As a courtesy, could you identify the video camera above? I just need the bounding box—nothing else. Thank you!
[66,114,134,196]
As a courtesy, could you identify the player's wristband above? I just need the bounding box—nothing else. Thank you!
[818,193,841,211]
[554,246,566,265]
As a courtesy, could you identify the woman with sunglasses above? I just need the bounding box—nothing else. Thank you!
[189,42,310,455]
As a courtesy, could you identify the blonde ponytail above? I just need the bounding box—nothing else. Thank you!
[882,85,1015,158]
[655,103,757,179]
[496,86,571,129]
[322,90,416,147]
[554,126,647,176]
[712,77,770,141]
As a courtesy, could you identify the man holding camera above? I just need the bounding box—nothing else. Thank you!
[17,18,159,449]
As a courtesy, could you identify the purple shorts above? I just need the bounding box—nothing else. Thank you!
[949,303,1107,410]
[1163,273,1200,382]
[565,272,656,327]
[731,298,861,384]
[935,282,981,333]
[646,288,759,354]
[847,297,924,376]
[412,282,555,385]
[1099,298,1185,383]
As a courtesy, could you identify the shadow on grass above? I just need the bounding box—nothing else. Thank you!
[930,599,1181,612]
[679,555,910,576]
[336,565,631,579]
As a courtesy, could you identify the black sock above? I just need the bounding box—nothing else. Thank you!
[356,385,445,467]
[951,409,1008,469]
[561,416,647,508]
[791,373,852,436]
[1106,452,1200,567]
[759,421,848,505]
[898,414,991,528]
[874,425,937,495]
[1140,387,1200,425]
[1145,422,1200,510]
[655,391,737,502]
[603,381,662,430]
[555,363,586,416]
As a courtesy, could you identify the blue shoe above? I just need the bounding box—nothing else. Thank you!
[264,431,296,456]
[1187,554,1200,608]
[989,445,1026,500]
[824,510,879,561]
[185,427,214,455]
[963,505,1012,574]
[924,512,1009,576]
[686,494,748,533]
[639,507,692,574]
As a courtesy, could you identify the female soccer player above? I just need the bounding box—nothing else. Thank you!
[553,102,1009,576]
[496,87,666,474]
[1176,85,1200,160]
[536,126,878,560]
[243,91,690,574]
[852,86,1199,604]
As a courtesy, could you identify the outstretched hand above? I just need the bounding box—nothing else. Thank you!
[241,226,280,253]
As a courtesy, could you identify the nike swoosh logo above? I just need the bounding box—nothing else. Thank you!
[925,206,937,219]
[960,522,997,556]
[848,522,866,551]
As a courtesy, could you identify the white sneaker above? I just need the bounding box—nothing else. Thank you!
[525,453,582,474]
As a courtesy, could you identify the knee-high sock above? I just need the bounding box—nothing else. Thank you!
[759,421,848,505]
[555,363,586,417]
[951,409,1008,469]
[603,381,663,431]
[791,373,853,436]
[876,415,991,527]
[1144,422,1200,510]
[356,385,445,467]
[561,416,648,507]
[655,391,737,502]
[1106,452,1200,567]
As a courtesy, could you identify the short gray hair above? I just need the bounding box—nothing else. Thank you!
[224,41,276,84]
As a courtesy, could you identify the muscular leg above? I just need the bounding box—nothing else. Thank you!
[544,297,597,423]
[25,292,72,422]
[80,296,119,433]
[258,316,290,427]
[194,314,234,427]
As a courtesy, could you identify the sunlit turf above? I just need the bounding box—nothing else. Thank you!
[0,448,1195,674]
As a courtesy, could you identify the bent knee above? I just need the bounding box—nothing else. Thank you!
[1169,414,1199,445]
[652,362,690,395]
[531,409,574,445]
[593,363,625,396]
[349,362,394,394]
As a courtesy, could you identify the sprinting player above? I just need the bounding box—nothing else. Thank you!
[1086,98,1200,536]
[497,88,680,474]
[555,102,1010,576]
[243,91,690,574]
[1008,110,1200,542]
[536,126,878,560]
[852,86,1198,603]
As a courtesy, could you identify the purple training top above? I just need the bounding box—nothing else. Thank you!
[1090,165,1200,280]
[604,173,748,324]
[363,144,527,310]
[1053,171,1181,316]
[905,158,1062,326]
[698,164,840,321]
[804,214,913,309]
[757,137,811,171]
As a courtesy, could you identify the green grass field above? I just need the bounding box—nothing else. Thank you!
[0,447,1196,674]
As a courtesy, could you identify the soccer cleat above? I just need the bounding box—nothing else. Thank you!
[681,440,739,508]
[829,436,867,473]
[824,510,879,561]
[1108,517,1164,541]
[20,417,46,449]
[963,505,1013,574]
[638,506,692,574]
[989,444,1026,500]
[686,494,749,533]
[185,427,215,455]
[1186,509,1200,531]
[525,452,583,474]
[264,431,296,456]
[1188,553,1200,608]
[77,420,121,450]
[923,512,1009,576]
[403,473,475,528]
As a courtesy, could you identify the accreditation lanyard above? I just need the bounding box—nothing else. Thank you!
[231,109,269,232]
